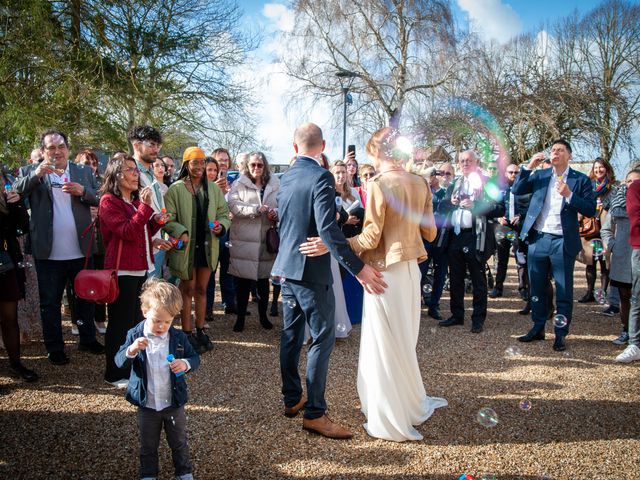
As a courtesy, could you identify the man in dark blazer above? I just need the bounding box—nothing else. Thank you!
[437,150,504,333]
[14,129,103,365]
[273,123,385,439]
[512,139,596,351]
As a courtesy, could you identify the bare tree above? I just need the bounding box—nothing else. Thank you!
[284,0,459,134]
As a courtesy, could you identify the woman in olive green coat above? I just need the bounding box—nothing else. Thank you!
[164,147,230,353]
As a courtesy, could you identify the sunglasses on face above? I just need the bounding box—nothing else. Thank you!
[249,163,264,169]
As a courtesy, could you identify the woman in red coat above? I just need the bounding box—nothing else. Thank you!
[99,154,166,387]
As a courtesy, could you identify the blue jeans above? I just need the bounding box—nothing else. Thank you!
[151,249,166,279]
[607,285,620,308]
[527,231,575,336]
[35,257,96,353]
[280,279,335,419]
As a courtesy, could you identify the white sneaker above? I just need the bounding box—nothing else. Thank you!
[95,321,107,334]
[105,379,129,389]
[71,325,79,335]
[615,344,640,363]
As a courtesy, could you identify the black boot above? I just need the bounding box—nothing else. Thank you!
[260,316,274,330]
[233,316,245,332]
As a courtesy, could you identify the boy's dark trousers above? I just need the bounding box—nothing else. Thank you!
[138,405,192,479]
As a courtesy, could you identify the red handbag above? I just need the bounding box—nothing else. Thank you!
[74,220,123,304]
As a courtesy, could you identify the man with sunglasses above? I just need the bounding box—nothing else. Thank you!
[129,125,173,276]
[14,129,104,365]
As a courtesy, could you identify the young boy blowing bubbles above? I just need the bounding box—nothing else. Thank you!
[115,278,200,480]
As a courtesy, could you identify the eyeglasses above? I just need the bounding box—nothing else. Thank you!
[249,163,264,169]
[362,172,375,178]
[442,172,453,177]
[459,158,475,164]
[506,170,519,175]
[142,141,162,150]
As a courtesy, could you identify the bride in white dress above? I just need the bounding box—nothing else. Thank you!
[347,128,447,441]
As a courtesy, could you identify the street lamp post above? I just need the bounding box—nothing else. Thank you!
[336,69,357,158]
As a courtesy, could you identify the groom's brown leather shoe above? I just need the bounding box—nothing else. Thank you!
[284,396,306,418]
[302,415,353,439]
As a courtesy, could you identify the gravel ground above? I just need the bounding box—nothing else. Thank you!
[1,262,639,480]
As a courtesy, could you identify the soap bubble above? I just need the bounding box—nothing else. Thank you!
[531,296,539,303]
[495,230,505,241]
[505,230,516,241]
[224,241,233,248]
[505,345,521,357]
[335,197,343,209]
[430,327,437,334]
[553,314,568,328]
[17,261,33,268]
[519,399,532,411]
[336,323,347,334]
[462,247,469,253]
[270,273,286,286]
[422,284,433,294]
[286,299,297,309]
[476,407,499,428]
[76,319,84,326]
[595,288,606,305]
[590,239,604,258]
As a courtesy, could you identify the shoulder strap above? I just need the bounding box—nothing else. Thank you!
[81,218,97,269]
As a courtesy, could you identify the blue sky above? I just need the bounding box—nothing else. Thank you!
[232,0,634,168]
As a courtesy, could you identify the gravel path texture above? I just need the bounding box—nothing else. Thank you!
[1,261,639,480]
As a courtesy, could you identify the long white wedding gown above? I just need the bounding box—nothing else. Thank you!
[357,260,447,442]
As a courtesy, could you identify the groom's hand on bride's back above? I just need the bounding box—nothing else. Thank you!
[356,265,387,294]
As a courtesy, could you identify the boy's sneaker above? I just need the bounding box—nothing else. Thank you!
[196,330,214,352]
[615,344,640,363]
[612,332,629,345]
[602,305,620,316]
[187,332,206,355]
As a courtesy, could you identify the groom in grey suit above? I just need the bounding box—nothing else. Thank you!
[274,123,385,439]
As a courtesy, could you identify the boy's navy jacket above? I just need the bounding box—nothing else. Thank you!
[115,321,200,408]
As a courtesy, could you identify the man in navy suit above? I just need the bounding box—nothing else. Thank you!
[512,139,596,351]
[273,123,385,439]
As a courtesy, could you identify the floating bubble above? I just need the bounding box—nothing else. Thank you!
[495,230,505,241]
[462,247,469,254]
[204,241,209,247]
[553,314,568,329]
[17,261,33,268]
[286,299,297,309]
[270,273,286,286]
[519,399,532,411]
[484,181,502,201]
[16,229,23,235]
[430,327,437,334]
[335,197,343,210]
[590,239,604,257]
[224,241,233,248]
[531,296,539,303]
[336,323,347,334]
[422,284,433,294]
[505,345,522,357]
[595,288,606,305]
[76,319,84,326]
[476,407,499,428]
[505,230,517,241]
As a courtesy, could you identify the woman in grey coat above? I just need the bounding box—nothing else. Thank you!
[601,169,640,345]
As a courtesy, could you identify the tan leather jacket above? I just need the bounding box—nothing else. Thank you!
[348,170,436,270]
